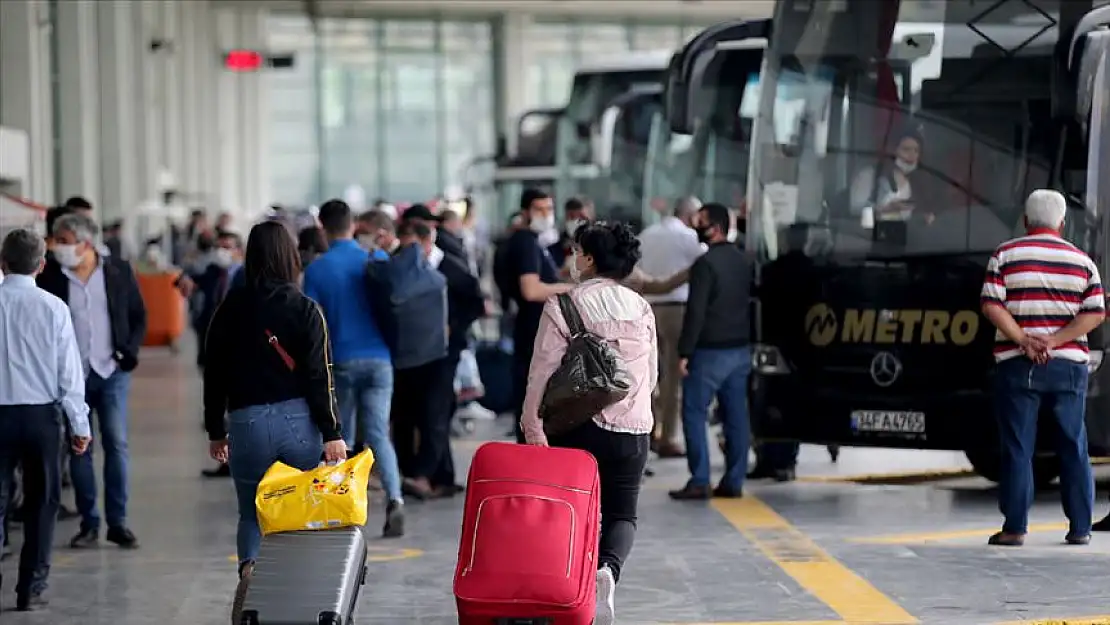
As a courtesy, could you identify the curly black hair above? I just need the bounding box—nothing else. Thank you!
[572,221,642,281]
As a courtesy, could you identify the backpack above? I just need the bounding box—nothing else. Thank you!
[365,245,448,369]
[539,293,633,437]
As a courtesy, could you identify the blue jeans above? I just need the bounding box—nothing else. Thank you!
[994,357,1094,536]
[72,370,131,532]
[228,399,323,566]
[334,359,402,502]
[682,347,752,490]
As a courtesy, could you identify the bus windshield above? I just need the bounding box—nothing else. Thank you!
[748,0,1098,261]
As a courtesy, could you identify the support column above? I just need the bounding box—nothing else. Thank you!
[493,12,533,157]
[95,0,142,225]
[54,0,101,205]
[0,0,56,203]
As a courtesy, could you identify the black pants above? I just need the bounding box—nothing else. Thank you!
[550,420,650,583]
[0,404,63,597]
[393,356,457,485]
[511,345,533,445]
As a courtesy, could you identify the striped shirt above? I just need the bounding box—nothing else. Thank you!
[980,228,1105,363]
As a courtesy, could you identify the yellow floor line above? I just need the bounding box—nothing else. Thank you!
[712,497,918,624]
[849,522,1067,545]
[995,616,1110,625]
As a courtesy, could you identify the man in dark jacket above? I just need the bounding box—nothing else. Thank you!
[669,203,752,501]
[37,212,147,548]
[403,203,469,268]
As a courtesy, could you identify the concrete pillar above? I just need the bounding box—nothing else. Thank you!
[494,12,533,157]
[0,0,55,203]
[95,0,142,224]
[55,0,101,205]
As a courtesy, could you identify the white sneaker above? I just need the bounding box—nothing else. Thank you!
[595,565,616,625]
[455,403,497,421]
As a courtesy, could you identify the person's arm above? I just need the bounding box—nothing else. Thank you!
[520,298,571,445]
[646,305,659,393]
[55,305,91,439]
[514,237,570,302]
[303,300,343,443]
[1048,265,1107,347]
[123,263,148,362]
[202,299,231,441]
[677,258,714,358]
[979,251,1027,344]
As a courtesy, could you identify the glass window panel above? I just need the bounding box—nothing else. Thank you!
[630,25,681,51]
[575,23,631,56]
[528,22,575,55]
[383,20,435,49]
[442,20,491,52]
[267,14,310,33]
[320,66,347,128]
[382,51,438,198]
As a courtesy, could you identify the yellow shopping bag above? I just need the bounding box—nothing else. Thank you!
[255,450,375,535]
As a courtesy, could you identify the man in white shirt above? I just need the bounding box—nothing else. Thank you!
[0,229,91,612]
[637,197,705,457]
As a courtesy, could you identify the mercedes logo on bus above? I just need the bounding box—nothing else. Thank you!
[869,351,903,387]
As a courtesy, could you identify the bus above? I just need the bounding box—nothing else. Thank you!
[491,51,671,226]
[669,0,1110,485]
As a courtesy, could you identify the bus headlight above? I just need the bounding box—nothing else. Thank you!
[753,344,791,375]
[1089,350,1104,374]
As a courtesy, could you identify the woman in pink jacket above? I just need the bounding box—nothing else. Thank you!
[520,221,657,625]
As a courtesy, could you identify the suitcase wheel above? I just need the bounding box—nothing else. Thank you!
[238,609,259,625]
[318,611,342,625]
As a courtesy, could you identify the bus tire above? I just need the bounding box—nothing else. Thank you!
[964,448,1060,489]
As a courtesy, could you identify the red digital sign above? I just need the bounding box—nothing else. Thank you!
[224,49,264,72]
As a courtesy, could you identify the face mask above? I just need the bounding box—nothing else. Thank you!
[54,244,83,268]
[214,248,234,268]
[429,228,438,245]
[537,227,560,248]
[727,229,738,243]
[565,219,585,237]
[357,234,375,250]
[530,213,555,234]
[894,158,916,174]
[569,251,582,283]
[427,244,445,269]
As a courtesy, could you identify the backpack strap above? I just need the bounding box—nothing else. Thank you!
[556,293,586,336]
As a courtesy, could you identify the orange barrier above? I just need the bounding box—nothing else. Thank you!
[137,272,186,347]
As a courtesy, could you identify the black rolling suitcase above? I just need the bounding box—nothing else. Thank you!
[236,526,368,625]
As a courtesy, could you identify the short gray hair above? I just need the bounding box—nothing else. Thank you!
[1,228,47,275]
[1025,189,1067,228]
[674,196,702,218]
[53,212,100,243]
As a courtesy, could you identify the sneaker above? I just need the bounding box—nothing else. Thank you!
[595,565,616,625]
[383,500,405,538]
[70,528,99,549]
[106,526,139,549]
[455,403,497,421]
[15,592,47,612]
[231,561,254,625]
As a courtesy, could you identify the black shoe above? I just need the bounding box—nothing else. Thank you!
[712,483,744,498]
[57,505,80,521]
[70,528,99,548]
[383,500,405,538]
[1065,533,1091,545]
[1092,514,1110,532]
[773,468,796,483]
[16,593,47,611]
[106,526,139,549]
[746,465,777,480]
[668,484,712,501]
[201,463,231,478]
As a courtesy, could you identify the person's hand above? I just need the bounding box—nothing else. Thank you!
[924,212,936,226]
[323,440,348,464]
[525,435,549,447]
[209,439,229,463]
[71,435,91,455]
[1020,334,1051,364]
[621,267,647,292]
[679,358,689,377]
[176,275,196,297]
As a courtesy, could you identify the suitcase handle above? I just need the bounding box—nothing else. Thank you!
[494,619,553,625]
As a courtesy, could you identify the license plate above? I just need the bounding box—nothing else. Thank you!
[850,410,926,434]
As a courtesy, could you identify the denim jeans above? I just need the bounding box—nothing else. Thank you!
[334,359,402,502]
[228,398,323,566]
[682,347,752,490]
[994,357,1094,536]
[71,370,131,532]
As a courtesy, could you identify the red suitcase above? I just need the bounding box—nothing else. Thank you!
[454,441,600,625]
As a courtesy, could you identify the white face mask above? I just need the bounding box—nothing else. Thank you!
[569,250,583,283]
[727,229,738,243]
[565,219,585,237]
[427,244,445,269]
[894,158,917,174]
[537,227,560,248]
[357,234,375,250]
[54,244,83,268]
[214,248,235,268]
[530,213,555,234]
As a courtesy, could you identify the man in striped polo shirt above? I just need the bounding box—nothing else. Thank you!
[980,189,1106,547]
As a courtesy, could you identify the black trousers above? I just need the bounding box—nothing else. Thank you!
[511,345,533,445]
[550,420,650,583]
[0,404,64,597]
[393,355,457,485]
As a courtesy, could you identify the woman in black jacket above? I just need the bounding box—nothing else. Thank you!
[202,221,347,601]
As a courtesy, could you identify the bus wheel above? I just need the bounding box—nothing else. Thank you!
[964,448,1060,489]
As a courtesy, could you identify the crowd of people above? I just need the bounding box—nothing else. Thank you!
[0,185,1108,623]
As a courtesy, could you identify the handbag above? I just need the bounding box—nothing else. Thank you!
[539,293,633,437]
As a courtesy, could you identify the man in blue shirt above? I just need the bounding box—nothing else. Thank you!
[304,200,404,538]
